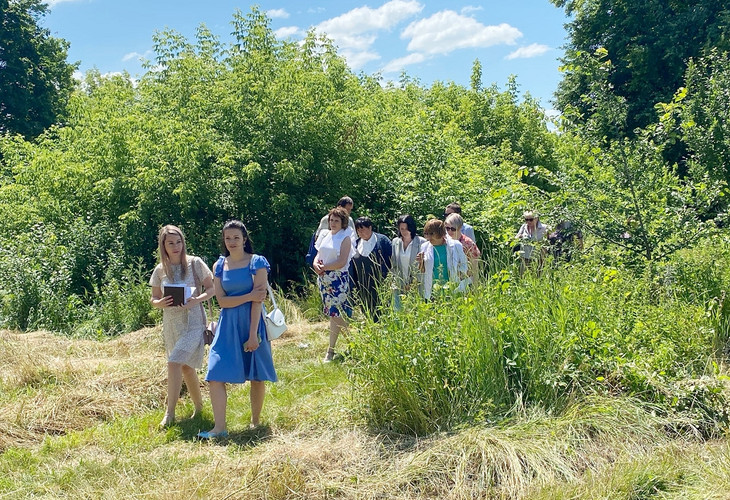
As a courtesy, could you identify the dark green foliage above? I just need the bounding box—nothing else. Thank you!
[671,50,730,186]
[552,0,730,140]
[0,0,78,138]
[550,133,722,264]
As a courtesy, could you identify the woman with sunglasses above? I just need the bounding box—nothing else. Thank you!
[515,210,548,274]
[415,218,468,300]
[445,213,480,285]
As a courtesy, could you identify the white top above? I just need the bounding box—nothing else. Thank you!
[315,228,354,272]
[355,235,377,257]
[515,221,548,259]
[398,250,411,277]
[316,214,356,240]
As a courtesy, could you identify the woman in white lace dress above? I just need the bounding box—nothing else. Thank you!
[149,225,214,427]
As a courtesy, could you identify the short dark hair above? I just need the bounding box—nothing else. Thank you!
[445,202,462,214]
[328,207,349,229]
[337,196,354,208]
[354,216,373,230]
[396,214,417,239]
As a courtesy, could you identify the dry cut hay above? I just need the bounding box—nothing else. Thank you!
[0,328,167,451]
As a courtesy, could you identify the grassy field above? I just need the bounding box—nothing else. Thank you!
[1,315,729,499]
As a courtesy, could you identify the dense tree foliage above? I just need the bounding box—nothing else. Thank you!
[552,0,730,140]
[0,8,557,332]
[0,7,727,334]
[0,0,78,138]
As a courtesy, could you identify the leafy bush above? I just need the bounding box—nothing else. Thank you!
[0,228,83,332]
[73,262,158,338]
[347,257,727,435]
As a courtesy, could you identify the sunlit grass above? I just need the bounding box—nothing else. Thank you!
[1,254,729,498]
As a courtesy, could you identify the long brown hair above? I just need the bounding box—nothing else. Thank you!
[158,225,188,281]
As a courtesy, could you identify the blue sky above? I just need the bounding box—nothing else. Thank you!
[42,1,569,110]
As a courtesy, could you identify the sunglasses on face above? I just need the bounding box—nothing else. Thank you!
[524,218,534,222]
[445,226,456,231]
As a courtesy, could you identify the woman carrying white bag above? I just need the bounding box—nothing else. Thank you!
[263,283,287,340]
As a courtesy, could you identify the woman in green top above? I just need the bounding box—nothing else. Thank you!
[416,219,468,300]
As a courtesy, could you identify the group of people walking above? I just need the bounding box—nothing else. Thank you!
[149,199,581,437]
[310,198,482,362]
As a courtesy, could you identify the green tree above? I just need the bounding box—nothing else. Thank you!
[552,0,730,140]
[0,0,78,138]
[553,132,722,264]
[674,50,730,186]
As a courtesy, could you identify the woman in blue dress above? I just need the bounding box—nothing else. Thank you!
[197,220,277,439]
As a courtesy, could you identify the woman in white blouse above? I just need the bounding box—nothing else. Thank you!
[313,207,354,362]
[391,214,427,309]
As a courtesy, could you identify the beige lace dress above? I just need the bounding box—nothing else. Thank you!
[149,256,213,369]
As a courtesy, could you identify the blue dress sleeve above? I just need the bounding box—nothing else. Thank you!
[213,256,225,278]
[249,254,271,274]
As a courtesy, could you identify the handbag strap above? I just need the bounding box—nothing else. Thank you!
[191,257,214,318]
[267,283,278,310]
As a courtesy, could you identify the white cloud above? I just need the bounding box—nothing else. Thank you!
[121,50,152,62]
[274,26,304,38]
[341,50,381,70]
[316,0,423,37]
[402,10,522,55]
[72,70,84,81]
[315,1,423,71]
[122,52,141,62]
[505,43,551,60]
[329,33,378,52]
[460,6,483,14]
[267,8,290,19]
[382,52,426,73]
[308,7,326,14]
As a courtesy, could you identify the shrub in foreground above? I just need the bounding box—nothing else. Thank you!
[348,258,728,435]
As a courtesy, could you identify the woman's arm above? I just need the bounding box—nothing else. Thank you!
[313,251,325,275]
[182,260,217,309]
[214,259,266,309]
[244,268,268,352]
[455,243,468,278]
[150,286,173,308]
[320,237,351,272]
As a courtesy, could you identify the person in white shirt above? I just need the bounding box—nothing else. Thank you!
[312,207,355,362]
[515,210,549,274]
[315,196,355,240]
[391,214,427,310]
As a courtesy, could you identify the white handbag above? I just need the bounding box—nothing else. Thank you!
[264,283,287,341]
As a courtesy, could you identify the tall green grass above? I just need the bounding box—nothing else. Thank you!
[348,250,730,435]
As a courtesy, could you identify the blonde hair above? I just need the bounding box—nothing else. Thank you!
[445,213,463,230]
[158,225,188,281]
